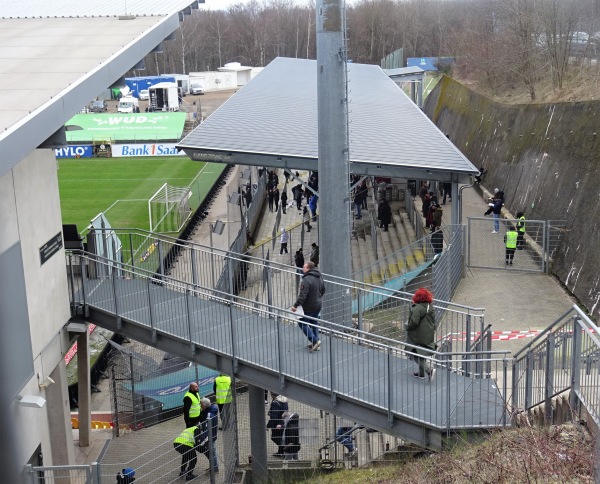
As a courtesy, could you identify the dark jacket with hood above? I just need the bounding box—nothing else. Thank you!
[293,268,326,313]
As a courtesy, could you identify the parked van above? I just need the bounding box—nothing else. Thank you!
[138,89,149,100]
[118,96,140,113]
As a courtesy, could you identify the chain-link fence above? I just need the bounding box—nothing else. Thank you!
[62,337,409,483]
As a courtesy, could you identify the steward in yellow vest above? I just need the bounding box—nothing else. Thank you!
[183,382,201,427]
[173,426,202,480]
[213,374,232,430]
[505,229,518,265]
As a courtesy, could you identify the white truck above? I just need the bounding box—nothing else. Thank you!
[117,96,140,113]
[148,82,180,112]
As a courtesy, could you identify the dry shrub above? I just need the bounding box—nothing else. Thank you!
[414,424,595,484]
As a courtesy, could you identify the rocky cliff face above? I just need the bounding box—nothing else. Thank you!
[424,76,600,319]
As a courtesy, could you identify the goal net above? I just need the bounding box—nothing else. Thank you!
[148,183,192,233]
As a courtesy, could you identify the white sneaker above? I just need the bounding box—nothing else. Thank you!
[491,230,498,234]
[428,368,436,383]
[309,340,321,352]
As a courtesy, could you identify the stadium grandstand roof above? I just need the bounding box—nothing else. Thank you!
[178,57,477,182]
[0,0,201,178]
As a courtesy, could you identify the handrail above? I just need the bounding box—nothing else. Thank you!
[351,226,432,278]
[251,214,319,250]
[513,306,583,358]
[79,228,485,317]
[69,252,507,360]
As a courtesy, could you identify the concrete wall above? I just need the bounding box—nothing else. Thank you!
[189,71,238,91]
[424,76,600,320]
[0,149,73,480]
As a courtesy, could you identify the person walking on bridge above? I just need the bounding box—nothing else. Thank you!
[291,261,326,352]
[406,288,437,382]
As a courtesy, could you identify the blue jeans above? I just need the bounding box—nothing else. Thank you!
[355,202,361,218]
[202,440,218,471]
[493,213,500,232]
[336,427,355,452]
[299,311,320,344]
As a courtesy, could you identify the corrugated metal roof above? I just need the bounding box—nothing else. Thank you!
[384,66,425,76]
[0,0,195,18]
[0,1,192,177]
[179,57,477,178]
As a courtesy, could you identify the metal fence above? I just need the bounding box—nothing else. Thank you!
[67,251,509,422]
[99,336,407,477]
[24,464,96,484]
[511,305,600,426]
[67,233,484,360]
[466,217,547,273]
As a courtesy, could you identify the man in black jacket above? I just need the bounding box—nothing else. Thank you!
[291,262,326,352]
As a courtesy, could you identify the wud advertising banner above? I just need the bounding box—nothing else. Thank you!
[65,112,187,142]
[112,143,186,157]
[54,145,93,158]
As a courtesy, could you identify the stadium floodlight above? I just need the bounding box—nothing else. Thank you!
[148,183,192,233]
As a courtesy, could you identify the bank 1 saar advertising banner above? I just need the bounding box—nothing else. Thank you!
[111,143,186,157]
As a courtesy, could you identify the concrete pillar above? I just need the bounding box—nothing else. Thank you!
[317,0,352,327]
[248,385,268,483]
[77,328,91,447]
[47,362,75,464]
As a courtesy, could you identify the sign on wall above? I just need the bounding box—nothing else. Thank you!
[65,112,187,142]
[54,145,93,158]
[39,232,63,266]
[407,57,454,71]
[111,143,186,157]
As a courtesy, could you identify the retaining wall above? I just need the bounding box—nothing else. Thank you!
[424,76,600,319]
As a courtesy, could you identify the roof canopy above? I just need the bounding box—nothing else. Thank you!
[0,0,198,177]
[178,57,477,183]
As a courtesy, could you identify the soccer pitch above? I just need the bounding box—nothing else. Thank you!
[58,156,226,233]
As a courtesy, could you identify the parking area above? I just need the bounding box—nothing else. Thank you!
[83,89,238,119]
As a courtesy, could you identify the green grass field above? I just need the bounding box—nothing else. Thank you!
[58,156,226,233]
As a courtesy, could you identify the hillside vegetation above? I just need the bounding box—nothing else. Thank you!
[454,65,600,105]
[301,425,595,484]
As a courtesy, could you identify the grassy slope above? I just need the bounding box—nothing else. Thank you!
[302,425,594,484]
[58,157,224,231]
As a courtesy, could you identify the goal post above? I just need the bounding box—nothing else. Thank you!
[148,183,193,233]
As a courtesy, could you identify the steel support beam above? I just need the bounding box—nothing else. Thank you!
[317,0,351,327]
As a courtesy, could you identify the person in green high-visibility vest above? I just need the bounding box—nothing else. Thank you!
[173,425,203,481]
[213,374,232,430]
[516,212,526,250]
[183,382,201,428]
[505,228,518,265]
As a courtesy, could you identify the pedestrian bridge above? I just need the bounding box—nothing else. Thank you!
[67,247,510,450]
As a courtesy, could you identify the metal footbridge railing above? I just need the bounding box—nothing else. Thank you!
[67,249,510,450]
[512,305,600,426]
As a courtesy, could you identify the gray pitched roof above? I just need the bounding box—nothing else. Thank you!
[0,0,195,177]
[179,57,477,181]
